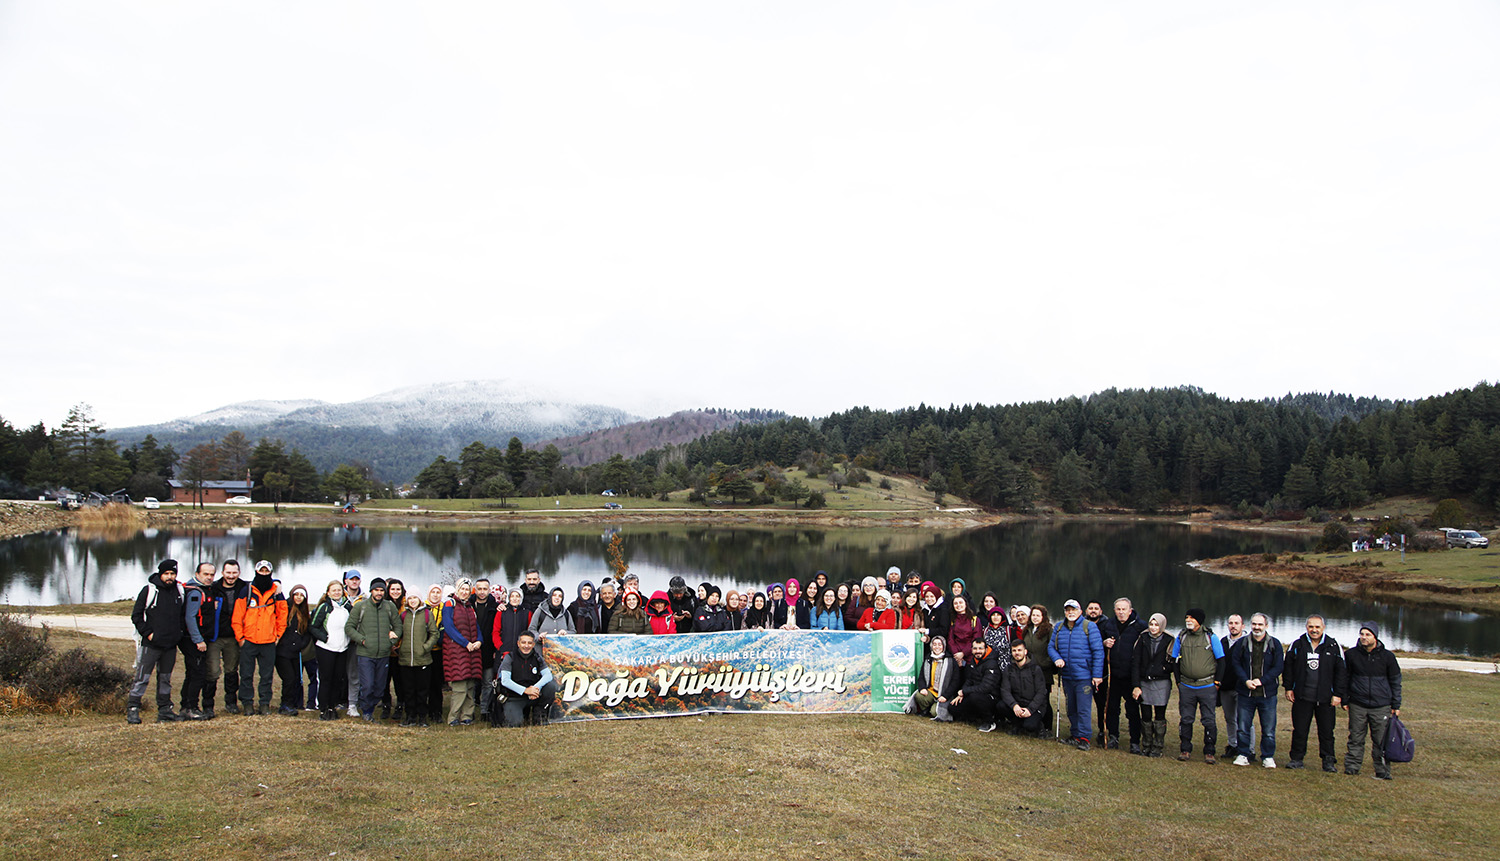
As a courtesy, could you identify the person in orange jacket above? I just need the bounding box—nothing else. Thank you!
[232,559,288,715]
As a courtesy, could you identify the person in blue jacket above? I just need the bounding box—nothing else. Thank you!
[1048,598,1104,750]
[1231,613,1283,768]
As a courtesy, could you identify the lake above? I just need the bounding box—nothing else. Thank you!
[0,521,1492,655]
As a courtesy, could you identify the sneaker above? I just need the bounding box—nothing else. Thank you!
[182,708,205,722]
[1075,738,1091,751]
[978,723,997,733]
[360,713,375,723]
[1233,755,1250,767]
[1177,751,1192,762]
[1129,743,1143,756]
[1204,753,1217,765]
[201,708,215,721]
[126,705,141,725]
[257,704,272,716]
[1223,746,1237,759]
[1056,736,1076,745]
[418,719,430,728]
[460,718,473,726]
[380,706,391,721]
[1322,758,1338,773]
[278,706,298,716]
[156,711,181,722]
[1286,760,1304,770]
[1106,736,1119,750]
[1375,771,1392,781]
[399,718,415,728]
[1262,758,1276,769]
[347,706,360,718]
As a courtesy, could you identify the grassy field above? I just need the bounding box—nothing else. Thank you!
[1,630,1496,860]
[1307,546,1500,586]
[357,469,950,514]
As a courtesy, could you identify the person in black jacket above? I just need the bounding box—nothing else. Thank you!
[127,559,186,724]
[519,569,548,614]
[1001,641,1049,736]
[1283,615,1347,772]
[1131,613,1175,757]
[668,576,696,634]
[473,579,501,721]
[949,638,1003,731]
[205,560,248,715]
[275,585,313,715]
[1100,598,1147,753]
[1341,622,1402,779]
[692,585,730,632]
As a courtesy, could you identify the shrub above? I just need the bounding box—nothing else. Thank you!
[1317,521,1351,552]
[1305,506,1330,523]
[878,478,892,491]
[0,613,50,683]
[1430,498,1466,529]
[23,648,130,710]
[804,491,827,510]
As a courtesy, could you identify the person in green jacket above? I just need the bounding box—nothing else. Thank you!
[345,577,399,722]
[395,593,440,727]
[606,588,649,634]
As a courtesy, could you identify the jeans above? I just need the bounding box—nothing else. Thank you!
[1177,684,1218,753]
[501,680,557,727]
[356,656,389,717]
[1062,678,1094,741]
[1220,688,1239,752]
[237,641,276,708]
[1236,693,1277,759]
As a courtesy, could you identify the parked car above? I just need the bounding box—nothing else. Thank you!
[603,502,623,510]
[1447,530,1490,549]
[226,496,253,505]
[142,497,160,509]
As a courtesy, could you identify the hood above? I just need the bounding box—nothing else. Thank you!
[647,590,673,613]
[949,577,966,593]
[577,580,597,602]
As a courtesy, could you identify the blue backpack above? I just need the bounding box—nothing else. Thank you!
[1384,714,1415,763]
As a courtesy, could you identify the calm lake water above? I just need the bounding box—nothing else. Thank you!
[0,521,1492,655]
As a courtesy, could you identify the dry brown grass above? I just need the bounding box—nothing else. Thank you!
[75,502,146,540]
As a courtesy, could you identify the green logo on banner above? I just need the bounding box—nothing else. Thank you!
[870,629,919,712]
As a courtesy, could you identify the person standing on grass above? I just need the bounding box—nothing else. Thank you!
[176,561,214,721]
[1219,613,1249,760]
[1170,608,1224,764]
[1084,600,1110,745]
[442,578,485,726]
[1131,613,1174,758]
[1341,622,1401,780]
[1001,640,1048,737]
[345,576,399,722]
[310,580,352,721]
[1049,599,1104,750]
[204,559,247,716]
[1284,614,1346,772]
[396,592,440,728]
[342,570,364,717]
[232,560,287,717]
[606,588,649,635]
[127,559,186,724]
[1100,597,1146,753]
[499,631,557,727]
[473,578,501,721]
[1231,613,1283,769]
[495,587,534,654]
[274,585,313,715]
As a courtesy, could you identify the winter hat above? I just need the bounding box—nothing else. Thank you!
[1186,608,1207,627]
[886,566,901,577]
[669,576,688,592]
[157,559,179,574]
[875,589,892,604]
[988,606,1008,622]
[1360,621,1379,639]
[920,581,941,601]
[369,577,387,592]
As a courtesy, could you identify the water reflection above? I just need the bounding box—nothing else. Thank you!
[0,522,1493,655]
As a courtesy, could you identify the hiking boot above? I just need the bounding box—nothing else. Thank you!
[182,708,205,721]
[156,710,181,722]
[126,705,141,725]
[1056,736,1076,745]
[1177,751,1192,762]
[1075,738,1090,751]
[1129,743,1143,756]
[380,706,391,721]
[1286,760,1305,770]
[1322,757,1338,773]
[319,710,332,721]
[1233,755,1250,766]
[257,704,272,716]
[399,717,415,728]
[360,713,375,723]
[223,703,240,715]
[1223,745,1237,759]
[1345,767,1360,775]
[1106,735,1120,750]
[418,719,430,728]
[1375,770,1392,781]
[200,708,215,721]
[1204,753,1217,765]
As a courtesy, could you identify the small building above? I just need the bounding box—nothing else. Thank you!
[167,479,255,505]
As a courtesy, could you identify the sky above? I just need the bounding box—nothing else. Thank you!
[2,1,1497,431]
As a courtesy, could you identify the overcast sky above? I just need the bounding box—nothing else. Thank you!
[2,1,1496,431]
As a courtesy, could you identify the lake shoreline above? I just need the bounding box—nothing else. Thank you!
[1190,554,1500,619]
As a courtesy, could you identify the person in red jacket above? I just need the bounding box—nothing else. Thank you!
[232,559,288,716]
[647,591,677,634]
[858,589,897,631]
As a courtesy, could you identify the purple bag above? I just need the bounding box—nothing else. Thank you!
[1384,713,1414,763]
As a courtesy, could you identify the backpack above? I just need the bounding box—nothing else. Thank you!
[1384,713,1415,763]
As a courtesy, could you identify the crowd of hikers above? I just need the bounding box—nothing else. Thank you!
[127,559,1402,779]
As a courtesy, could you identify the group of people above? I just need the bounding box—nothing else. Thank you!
[127,561,1404,779]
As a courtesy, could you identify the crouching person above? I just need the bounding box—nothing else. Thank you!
[1001,640,1048,736]
[904,635,959,719]
[948,638,1003,732]
[498,632,556,727]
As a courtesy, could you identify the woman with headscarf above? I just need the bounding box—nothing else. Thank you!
[530,586,575,640]
[607,588,649,634]
[275,584,313,715]
[1131,612,1175,758]
[766,583,789,629]
[309,580,351,721]
[724,590,746,630]
[441,578,484,726]
[1009,605,1030,646]
[646,590,677,634]
[692,584,729,632]
[982,605,1013,672]
[948,577,972,609]
[786,578,811,629]
[905,634,959,719]
[424,583,446,724]
[568,580,601,634]
[743,592,770,630]
[858,589,897,631]
[493,587,531,660]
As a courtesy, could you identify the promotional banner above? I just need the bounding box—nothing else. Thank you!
[541,629,920,721]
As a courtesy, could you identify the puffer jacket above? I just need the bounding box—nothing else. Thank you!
[232,579,287,646]
[442,596,484,682]
[130,572,186,649]
[646,591,676,635]
[608,607,650,635]
[1002,660,1048,714]
[1132,631,1174,687]
[344,595,399,659]
[397,605,440,668]
[1342,640,1401,709]
[1048,617,1104,682]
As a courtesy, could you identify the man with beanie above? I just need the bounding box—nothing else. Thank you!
[176,561,215,720]
[1284,614,1346,772]
[1048,598,1104,750]
[127,559,186,723]
[1231,613,1283,768]
[1342,622,1401,779]
[232,560,287,716]
[1170,608,1225,764]
[345,576,399,721]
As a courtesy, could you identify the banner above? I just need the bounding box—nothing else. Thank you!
[540,629,920,721]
